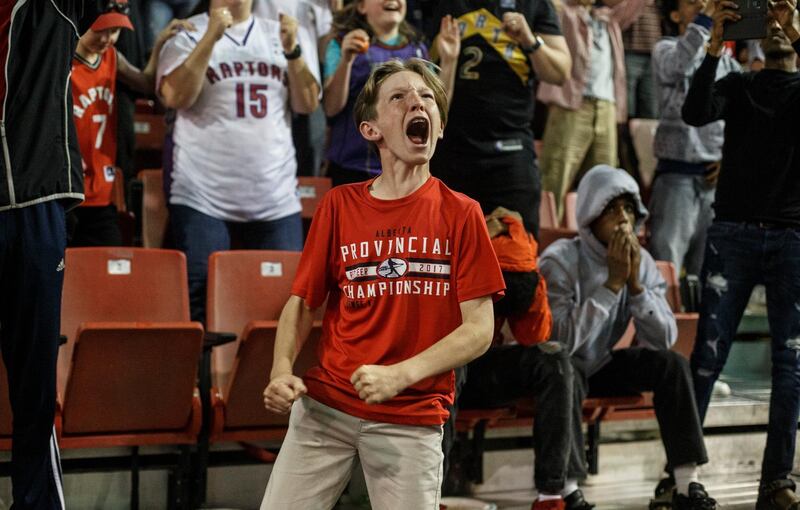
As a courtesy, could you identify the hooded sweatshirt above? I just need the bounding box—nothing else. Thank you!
[539,166,676,375]
[652,17,740,166]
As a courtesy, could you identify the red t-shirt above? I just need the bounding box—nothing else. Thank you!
[293,177,505,426]
[71,47,118,207]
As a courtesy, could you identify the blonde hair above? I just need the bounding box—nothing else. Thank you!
[353,59,449,128]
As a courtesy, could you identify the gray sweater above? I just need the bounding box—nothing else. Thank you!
[652,19,741,164]
[540,166,677,375]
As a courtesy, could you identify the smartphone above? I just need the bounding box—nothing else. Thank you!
[723,0,768,40]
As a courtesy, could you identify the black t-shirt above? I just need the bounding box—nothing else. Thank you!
[428,0,561,155]
[683,53,800,226]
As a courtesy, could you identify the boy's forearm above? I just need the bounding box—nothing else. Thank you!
[270,296,315,379]
[392,298,494,388]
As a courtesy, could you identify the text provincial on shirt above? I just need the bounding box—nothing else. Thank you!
[340,232,453,302]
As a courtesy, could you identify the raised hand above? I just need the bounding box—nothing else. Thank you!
[769,0,800,39]
[263,374,308,414]
[341,29,370,63]
[279,13,299,53]
[154,18,197,49]
[709,0,741,55]
[435,15,461,63]
[207,7,233,42]
[502,12,537,48]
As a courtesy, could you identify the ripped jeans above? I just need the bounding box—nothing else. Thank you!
[691,221,800,484]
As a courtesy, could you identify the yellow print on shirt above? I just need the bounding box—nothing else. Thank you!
[457,8,531,85]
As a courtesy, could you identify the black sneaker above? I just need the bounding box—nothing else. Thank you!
[564,489,595,510]
[672,482,717,510]
[650,476,675,509]
[756,479,800,510]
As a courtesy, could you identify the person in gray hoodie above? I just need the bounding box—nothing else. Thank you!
[540,165,717,510]
[648,0,740,285]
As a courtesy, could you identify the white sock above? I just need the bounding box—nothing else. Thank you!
[560,479,579,498]
[537,493,562,501]
[673,463,699,496]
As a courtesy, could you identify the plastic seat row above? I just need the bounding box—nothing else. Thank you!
[0,248,316,508]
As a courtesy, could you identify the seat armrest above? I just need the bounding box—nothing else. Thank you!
[204,331,237,350]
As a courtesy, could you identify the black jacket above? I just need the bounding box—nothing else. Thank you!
[0,1,100,211]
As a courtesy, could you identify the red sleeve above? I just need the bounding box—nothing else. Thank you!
[453,203,506,303]
[291,193,336,309]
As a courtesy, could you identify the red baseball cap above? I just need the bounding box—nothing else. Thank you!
[91,0,134,32]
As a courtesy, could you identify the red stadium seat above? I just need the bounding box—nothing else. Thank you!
[297,176,331,220]
[58,247,203,447]
[537,227,578,254]
[133,99,166,152]
[206,250,319,445]
[58,247,203,506]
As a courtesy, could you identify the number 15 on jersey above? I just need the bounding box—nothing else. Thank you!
[235,83,268,118]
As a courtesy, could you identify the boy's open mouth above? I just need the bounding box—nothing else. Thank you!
[406,117,429,145]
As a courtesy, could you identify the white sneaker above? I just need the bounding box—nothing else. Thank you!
[712,380,732,397]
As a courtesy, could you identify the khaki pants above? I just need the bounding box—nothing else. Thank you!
[540,98,618,219]
[260,396,444,510]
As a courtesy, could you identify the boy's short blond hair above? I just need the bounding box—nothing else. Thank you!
[354,59,449,128]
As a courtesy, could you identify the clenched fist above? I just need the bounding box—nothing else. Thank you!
[263,373,307,414]
[350,364,408,405]
[279,13,299,53]
[207,7,233,41]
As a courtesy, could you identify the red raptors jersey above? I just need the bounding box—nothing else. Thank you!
[71,47,117,207]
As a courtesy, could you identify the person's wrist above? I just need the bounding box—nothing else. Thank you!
[604,279,624,294]
[627,280,644,295]
[392,361,416,390]
[283,43,302,60]
[694,13,714,29]
[203,28,223,43]
[707,39,723,57]
[439,52,458,64]
[521,33,543,53]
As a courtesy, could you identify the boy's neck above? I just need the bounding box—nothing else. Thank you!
[75,42,100,64]
[369,158,430,200]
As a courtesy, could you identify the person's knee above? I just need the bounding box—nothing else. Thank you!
[532,342,573,387]
[654,349,691,380]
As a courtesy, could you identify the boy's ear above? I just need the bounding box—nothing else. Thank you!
[359,120,382,143]
[669,10,681,25]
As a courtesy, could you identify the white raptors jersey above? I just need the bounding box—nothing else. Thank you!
[157,14,315,222]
